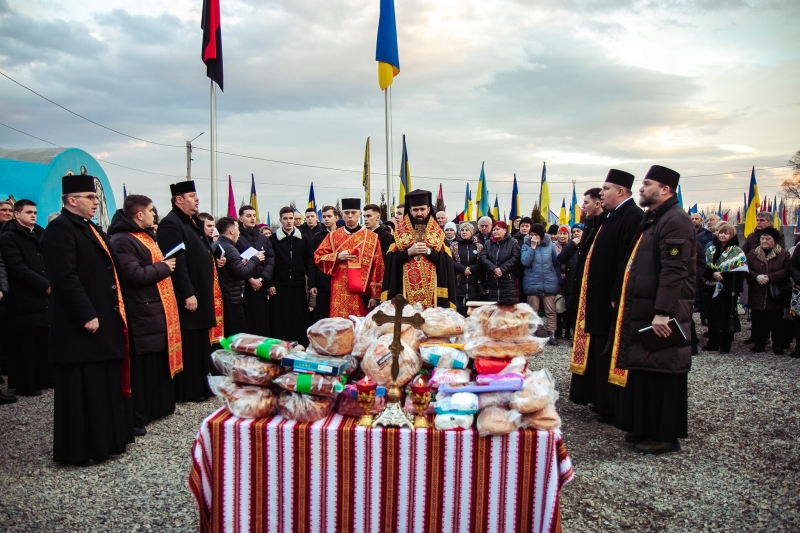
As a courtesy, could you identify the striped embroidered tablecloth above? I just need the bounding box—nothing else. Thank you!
[189,407,574,533]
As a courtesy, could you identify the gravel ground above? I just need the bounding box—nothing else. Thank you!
[0,317,799,532]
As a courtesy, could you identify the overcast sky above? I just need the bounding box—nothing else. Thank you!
[1,0,798,219]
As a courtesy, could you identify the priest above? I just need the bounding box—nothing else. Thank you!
[314,198,384,318]
[157,181,224,402]
[381,189,456,309]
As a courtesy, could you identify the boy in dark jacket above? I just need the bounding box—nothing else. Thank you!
[237,206,275,337]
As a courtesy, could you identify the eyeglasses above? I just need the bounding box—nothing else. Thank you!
[71,195,99,201]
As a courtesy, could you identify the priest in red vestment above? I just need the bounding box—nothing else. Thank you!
[314,198,384,318]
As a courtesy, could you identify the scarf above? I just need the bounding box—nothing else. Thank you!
[606,234,643,388]
[129,232,184,377]
[705,243,747,298]
[88,224,131,397]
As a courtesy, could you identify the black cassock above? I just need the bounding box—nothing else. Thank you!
[268,227,313,345]
[382,243,457,310]
[237,223,275,336]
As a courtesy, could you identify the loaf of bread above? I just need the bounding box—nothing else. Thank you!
[469,304,534,339]
[477,405,522,437]
[307,318,355,356]
[421,308,466,337]
[466,337,544,359]
[521,404,561,431]
[277,391,334,423]
[272,372,343,398]
[510,368,557,413]
[207,375,276,419]
[360,333,421,386]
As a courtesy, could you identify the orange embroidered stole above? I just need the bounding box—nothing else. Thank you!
[608,235,644,387]
[88,224,131,397]
[314,228,385,318]
[130,232,184,377]
[392,215,446,309]
[569,227,602,375]
[209,257,224,345]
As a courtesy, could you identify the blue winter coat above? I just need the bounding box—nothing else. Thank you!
[521,234,561,296]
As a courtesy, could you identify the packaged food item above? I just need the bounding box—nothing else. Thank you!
[467,303,537,339]
[219,334,295,360]
[337,394,387,417]
[360,334,421,386]
[465,337,544,359]
[510,369,557,413]
[419,343,469,369]
[424,336,456,344]
[208,375,276,419]
[421,307,466,337]
[475,372,526,385]
[429,368,471,388]
[520,404,561,431]
[307,318,355,356]
[364,300,424,334]
[473,356,528,375]
[350,316,378,358]
[211,350,283,386]
[277,391,334,423]
[477,391,515,409]
[433,392,479,414]
[280,350,352,376]
[439,380,523,394]
[401,327,427,352]
[476,406,522,437]
[272,373,344,398]
[434,413,474,431]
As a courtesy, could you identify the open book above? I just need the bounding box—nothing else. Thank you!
[162,242,185,260]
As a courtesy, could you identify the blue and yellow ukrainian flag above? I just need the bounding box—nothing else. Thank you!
[399,135,411,204]
[510,174,520,220]
[569,182,579,225]
[744,166,760,236]
[539,162,550,222]
[249,174,260,221]
[463,184,470,221]
[376,0,400,90]
[467,190,474,222]
[676,185,683,210]
[476,162,489,218]
[558,199,568,225]
[492,195,500,222]
[308,182,317,211]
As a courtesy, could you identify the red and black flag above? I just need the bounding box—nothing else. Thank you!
[201,0,224,91]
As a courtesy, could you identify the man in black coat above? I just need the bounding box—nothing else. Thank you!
[108,195,179,430]
[0,242,15,405]
[157,181,224,402]
[269,206,314,344]
[741,211,785,255]
[214,217,264,337]
[612,165,695,455]
[236,205,274,336]
[308,205,337,322]
[42,175,134,466]
[569,171,644,423]
[298,207,324,242]
[0,199,52,396]
[363,203,394,257]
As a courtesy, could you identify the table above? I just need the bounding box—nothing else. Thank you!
[190,407,574,533]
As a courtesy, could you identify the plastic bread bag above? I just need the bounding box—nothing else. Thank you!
[401,327,427,352]
[219,333,296,360]
[350,315,379,358]
[465,303,541,339]
[509,369,557,413]
[337,394,387,417]
[464,337,545,359]
[420,307,466,337]
[360,333,421,386]
[419,343,469,369]
[211,350,283,386]
[272,373,345,398]
[434,413,474,431]
[429,368,472,389]
[364,300,425,334]
[208,375,276,419]
[520,404,562,431]
[433,392,479,414]
[307,317,355,356]
[475,372,526,385]
[477,391,515,409]
[476,405,522,437]
[474,356,528,375]
[277,391,334,423]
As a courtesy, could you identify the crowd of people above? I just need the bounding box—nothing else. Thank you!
[0,164,795,466]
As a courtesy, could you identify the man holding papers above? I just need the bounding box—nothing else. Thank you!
[157,181,224,402]
[609,165,695,456]
[236,205,274,337]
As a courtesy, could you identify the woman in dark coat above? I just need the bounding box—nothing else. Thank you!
[108,203,178,429]
[701,224,746,354]
[450,222,484,316]
[480,220,520,303]
[746,226,790,354]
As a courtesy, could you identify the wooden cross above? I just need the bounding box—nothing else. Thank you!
[372,294,425,384]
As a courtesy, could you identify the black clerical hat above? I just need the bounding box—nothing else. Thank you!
[341,198,361,210]
[644,165,680,189]
[62,174,95,194]
[404,189,432,209]
[170,181,197,196]
[604,169,635,189]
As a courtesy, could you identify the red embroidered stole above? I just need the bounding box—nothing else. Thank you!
[608,235,644,387]
[569,226,602,375]
[129,232,184,377]
[88,224,131,397]
[209,256,224,345]
[393,215,446,308]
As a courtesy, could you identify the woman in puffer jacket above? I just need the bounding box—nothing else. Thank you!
[521,223,561,345]
[480,220,520,304]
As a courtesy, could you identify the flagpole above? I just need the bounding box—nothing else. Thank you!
[384,87,393,209]
[210,80,218,218]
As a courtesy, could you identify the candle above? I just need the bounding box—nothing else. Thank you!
[357,376,377,394]
[410,376,430,396]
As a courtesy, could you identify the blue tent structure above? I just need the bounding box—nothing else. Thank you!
[0,148,117,228]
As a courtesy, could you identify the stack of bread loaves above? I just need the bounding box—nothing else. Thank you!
[208,349,283,418]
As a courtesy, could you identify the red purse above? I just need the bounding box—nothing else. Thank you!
[347,260,365,293]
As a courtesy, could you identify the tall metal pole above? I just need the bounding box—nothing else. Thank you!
[384,88,392,212]
[210,80,217,218]
[186,141,192,181]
